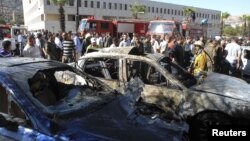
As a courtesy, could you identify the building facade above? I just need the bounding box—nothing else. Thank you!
[0,0,23,24]
[22,0,221,36]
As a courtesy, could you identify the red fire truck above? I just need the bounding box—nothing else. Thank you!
[0,24,27,50]
[78,18,149,37]
[147,19,206,38]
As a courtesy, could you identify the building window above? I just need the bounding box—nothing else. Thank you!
[120,4,122,10]
[175,10,177,15]
[76,0,81,7]
[156,8,158,13]
[181,11,183,16]
[124,4,127,10]
[84,1,88,7]
[109,2,112,9]
[41,14,44,21]
[114,3,117,10]
[168,9,170,14]
[47,0,50,5]
[171,9,173,15]
[164,9,166,14]
[148,7,150,13]
[178,10,180,15]
[68,0,74,6]
[68,15,76,21]
[97,1,100,8]
[91,1,94,8]
[160,8,162,14]
[103,2,106,9]
[152,7,154,13]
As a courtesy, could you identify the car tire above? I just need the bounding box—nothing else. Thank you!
[188,111,232,141]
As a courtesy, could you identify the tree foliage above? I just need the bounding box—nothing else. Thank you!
[50,0,68,32]
[220,12,231,36]
[0,17,6,24]
[129,2,145,19]
[183,7,196,17]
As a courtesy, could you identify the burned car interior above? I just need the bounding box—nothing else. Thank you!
[83,58,119,80]
[28,67,116,116]
[126,57,196,88]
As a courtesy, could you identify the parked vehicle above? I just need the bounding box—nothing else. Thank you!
[0,57,188,141]
[147,19,206,38]
[78,18,149,37]
[0,24,27,50]
[76,47,250,141]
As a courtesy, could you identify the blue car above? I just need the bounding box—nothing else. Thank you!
[0,57,188,141]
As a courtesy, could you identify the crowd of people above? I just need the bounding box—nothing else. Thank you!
[0,29,249,80]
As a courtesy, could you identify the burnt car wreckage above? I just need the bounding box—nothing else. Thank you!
[76,46,250,141]
[0,57,188,141]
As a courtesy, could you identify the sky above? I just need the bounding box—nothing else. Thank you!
[154,0,250,16]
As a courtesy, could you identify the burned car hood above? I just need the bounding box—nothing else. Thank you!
[57,78,188,141]
[191,72,250,102]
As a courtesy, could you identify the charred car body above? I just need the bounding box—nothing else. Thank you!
[77,47,250,140]
[0,57,188,141]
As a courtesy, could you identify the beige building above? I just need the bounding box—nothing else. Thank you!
[22,0,221,36]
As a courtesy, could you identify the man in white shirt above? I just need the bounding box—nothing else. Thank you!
[225,37,241,76]
[23,36,42,58]
[119,34,131,47]
[150,34,160,53]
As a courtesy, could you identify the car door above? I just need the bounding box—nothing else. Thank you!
[125,58,186,115]
[0,84,29,127]
[81,57,124,91]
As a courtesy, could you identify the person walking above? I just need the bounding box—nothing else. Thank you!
[225,37,241,77]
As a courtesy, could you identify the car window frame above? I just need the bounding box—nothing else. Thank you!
[81,57,122,81]
[125,57,184,90]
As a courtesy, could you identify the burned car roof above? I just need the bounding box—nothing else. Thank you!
[99,46,143,55]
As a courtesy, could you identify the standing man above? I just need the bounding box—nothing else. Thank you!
[17,31,24,57]
[225,37,241,76]
[119,34,131,47]
[23,36,42,58]
[189,41,207,79]
[204,39,217,72]
[73,32,82,60]
[62,33,76,63]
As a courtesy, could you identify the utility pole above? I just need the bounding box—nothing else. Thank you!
[75,0,80,32]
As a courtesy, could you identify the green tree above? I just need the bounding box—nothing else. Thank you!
[220,12,230,36]
[50,0,68,32]
[183,7,196,20]
[245,15,250,36]
[0,17,6,24]
[129,2,145,19]
[240,14,248,36]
